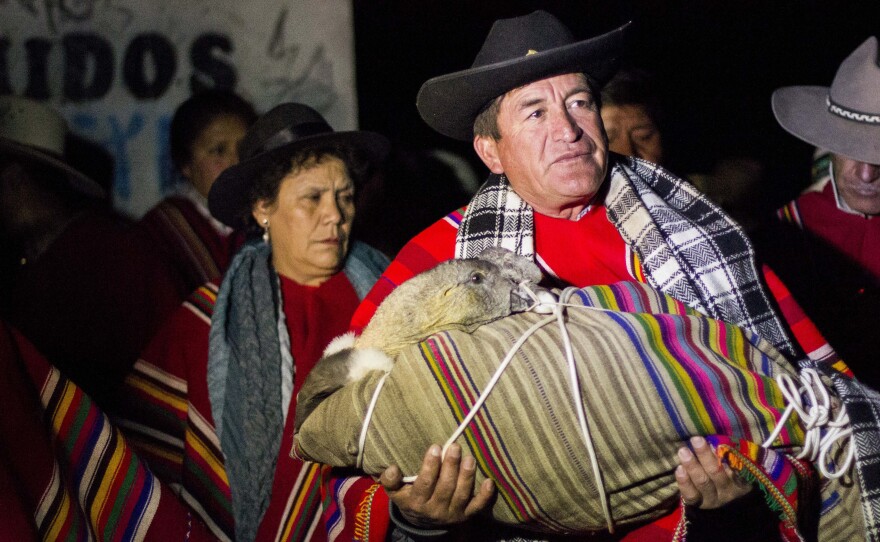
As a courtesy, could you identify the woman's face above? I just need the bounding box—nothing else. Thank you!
[182,114,249,198]
[252,155,356,286]
[600,104,663,165]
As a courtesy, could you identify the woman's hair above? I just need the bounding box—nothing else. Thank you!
[169,89,257,171]
[600,68,663,125]
[240,143,372,233]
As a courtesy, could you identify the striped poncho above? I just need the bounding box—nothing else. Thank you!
[0,321,220,541]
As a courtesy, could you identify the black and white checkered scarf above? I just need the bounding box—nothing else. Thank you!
[456,155,797,359]
[456,154,880,540]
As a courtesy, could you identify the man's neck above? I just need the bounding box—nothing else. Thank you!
[530,177,609,220]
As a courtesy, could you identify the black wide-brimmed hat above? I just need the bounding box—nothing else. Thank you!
[772,36,880,164]
[0,95,104,199]
[208,102,390,227]
[417,10,631,141]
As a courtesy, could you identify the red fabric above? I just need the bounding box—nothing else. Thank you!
[0,321,218,541]
[117,270,360,541]
[534,204,631,286]
[253,273,360,542]
[795,183,880,281]
[764,181,880,386]
[281,272,361,393]
[332,206,827,541]
[3,209,185,410]
[760,264,830,360]
[138,196,245,295]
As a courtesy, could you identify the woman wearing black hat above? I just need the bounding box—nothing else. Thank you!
[113,103,391,542]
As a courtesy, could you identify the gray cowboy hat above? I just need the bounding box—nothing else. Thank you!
[0,95,104,199]
[773,36,880,164]
[416,10,631,141]
[208,102,390,227]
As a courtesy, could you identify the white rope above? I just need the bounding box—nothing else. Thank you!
[357,371,390,470]
[352,280,855,533]
[396,285,616,533]
[762,368,854,479]
[400,311,558,483]
[553,288,614,533]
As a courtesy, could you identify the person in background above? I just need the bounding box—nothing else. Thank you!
[322,10,863,542]
[600,67,665,165]
[600,67,766,232]
[0,95,183,409]
[756,36,880,388]
[113,103,390,542]
[139,89,257,296]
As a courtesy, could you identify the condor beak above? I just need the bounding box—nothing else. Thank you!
[510,282,556,313]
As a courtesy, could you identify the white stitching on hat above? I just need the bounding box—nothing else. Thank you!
[827,95,880,124]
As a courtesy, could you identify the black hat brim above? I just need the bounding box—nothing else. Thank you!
[208,130,390,228]
[416,22,630,141]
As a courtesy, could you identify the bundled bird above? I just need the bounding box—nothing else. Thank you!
[293,247,547,432]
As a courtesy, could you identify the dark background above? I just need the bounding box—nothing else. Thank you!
[352,0,880,208]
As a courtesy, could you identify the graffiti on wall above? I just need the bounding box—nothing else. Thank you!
[0,0,357,216]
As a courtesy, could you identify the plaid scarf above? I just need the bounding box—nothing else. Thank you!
[803,356,880,542]
[456,155,798,359]
[457,155,880,540]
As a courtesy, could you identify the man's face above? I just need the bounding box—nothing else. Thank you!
[832,154,880,215]
[474,73,608,218]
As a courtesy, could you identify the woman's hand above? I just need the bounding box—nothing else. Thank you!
[675,436,752,509]
[380,443,495,528]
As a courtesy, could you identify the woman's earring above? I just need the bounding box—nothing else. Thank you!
[262,219,270,244]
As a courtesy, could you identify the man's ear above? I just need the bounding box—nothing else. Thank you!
[473,135,504,174]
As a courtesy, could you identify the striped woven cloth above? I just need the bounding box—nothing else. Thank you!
[296,281,859,538]
[0,322,218,541]
[117,285,234,541]
[115,281,336,542]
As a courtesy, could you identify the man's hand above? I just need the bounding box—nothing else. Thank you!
[675,436,752,509]
[380,443,495,528]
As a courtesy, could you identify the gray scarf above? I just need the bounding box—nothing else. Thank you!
[207,239,388,542]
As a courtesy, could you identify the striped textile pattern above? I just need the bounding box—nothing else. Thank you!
[776,200,804,228]
[120,358,233,542]
[116,284,235,541]
[273,462,323,542]
[139,197,230,294]
[37,364,161,541]
[118,277,335,542]
[296,281,814,535]
[151,199,222,282]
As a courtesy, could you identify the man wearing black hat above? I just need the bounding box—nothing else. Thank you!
[757,37,880,390]
[327,10,839,542]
